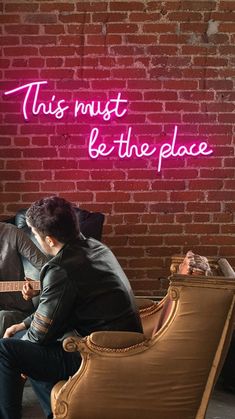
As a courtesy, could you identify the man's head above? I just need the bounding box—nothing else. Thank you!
[26,196,80,255]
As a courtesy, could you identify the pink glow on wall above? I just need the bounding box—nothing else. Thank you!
[4,81,213,172]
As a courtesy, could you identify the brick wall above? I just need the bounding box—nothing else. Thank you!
[0,0,235,296]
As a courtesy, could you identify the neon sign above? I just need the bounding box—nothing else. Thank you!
[4,81,213,172]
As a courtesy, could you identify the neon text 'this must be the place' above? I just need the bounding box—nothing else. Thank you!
[4,80,213,172]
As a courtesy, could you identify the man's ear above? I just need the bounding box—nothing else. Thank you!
[45,235,56,248]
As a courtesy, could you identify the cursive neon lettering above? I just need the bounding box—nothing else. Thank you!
[74,92,127,121]
[158,125,213,172]
[88,127,114,158]
[4,81,69,120]
[113,127,156,158]
[4,81,213,172]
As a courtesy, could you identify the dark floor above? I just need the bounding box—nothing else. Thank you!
[22,382,235,419]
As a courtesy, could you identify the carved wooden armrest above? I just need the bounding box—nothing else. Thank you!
[63,331,146,357]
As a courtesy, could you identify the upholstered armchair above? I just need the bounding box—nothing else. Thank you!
[51,271,235,419]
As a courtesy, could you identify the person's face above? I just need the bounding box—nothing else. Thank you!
[31,226,54,256]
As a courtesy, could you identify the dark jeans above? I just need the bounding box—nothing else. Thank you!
[30,378,54,418]
[0,337,82,419]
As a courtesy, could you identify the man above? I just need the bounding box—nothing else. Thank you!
[0,196,142,419]
[0,222,47,336]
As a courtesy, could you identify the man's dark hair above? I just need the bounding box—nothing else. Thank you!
[26,196,80,243]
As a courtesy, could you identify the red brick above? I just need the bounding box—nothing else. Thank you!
[147,45,178,55]
[4,47,38,56]
[58,13,90,24]
[165,235,200,246]
[181,22,208,32]
[25,171,52,181]
[0,36,20,46]
[163,80,198,90]
[180,91,214,101]
[93,13,128,22]
[5,182,39,192]
[0,193,21,202]
[221,225,235,234]
[201,235,235,245]
[114,224,147,235]
[25,14,57,24]
[182,45,216,55]
[40,3,75,12]
[6,3,39,12]
[5,69,39,79]
[167,11,202,20]
[171,191,205,201]
[0,59,10,68]
[0,136,11,146]
[193,56,228,66]
[214,210,234,222]
[219,1,235,10]
[159,34,189,44]
[175,214,193,223]
[211,12,235,21]
[182,1,216,10]
[166,102,199,112]
[185,224,219,234]
[134,192,167,201]
[151,224,183,234]
[129,236,163,246]
[189,180,223,190]
[129,12,161,21]
[224,203,235,212]
[110,2,144,11]
[193,214,210,222]
[0,171,21,180]
[44,25,65,34]
[40,46,76,56]
[107,23,138,33]
[41,182,76,192]
[0,15,20,23]
[150,203,185,213]
[22,35,56,45]
[225,179,235,189]
[186,203,221,212]
[114,203,147,213]
[200,169,234,178]
[4,24,39,35]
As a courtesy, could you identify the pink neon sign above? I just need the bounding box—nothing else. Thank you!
[4,81,213,172]
[89,126,213,172]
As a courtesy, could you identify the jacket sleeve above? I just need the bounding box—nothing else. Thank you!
[22,264,76,345]
[16,227,48,271]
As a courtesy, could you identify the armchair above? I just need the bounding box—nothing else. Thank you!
[51,273,235,419]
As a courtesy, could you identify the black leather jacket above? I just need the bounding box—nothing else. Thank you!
[23,235,142,344]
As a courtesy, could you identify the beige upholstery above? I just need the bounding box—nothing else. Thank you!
[51,273,235,419]
[136,296,167,338]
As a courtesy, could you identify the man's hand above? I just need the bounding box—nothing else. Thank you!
[22,278,40,301]
[3,322,26,338]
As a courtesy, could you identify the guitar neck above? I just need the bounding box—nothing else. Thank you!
[0,281,40,293]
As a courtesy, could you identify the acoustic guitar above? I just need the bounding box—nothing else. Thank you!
[0,281,40,292]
